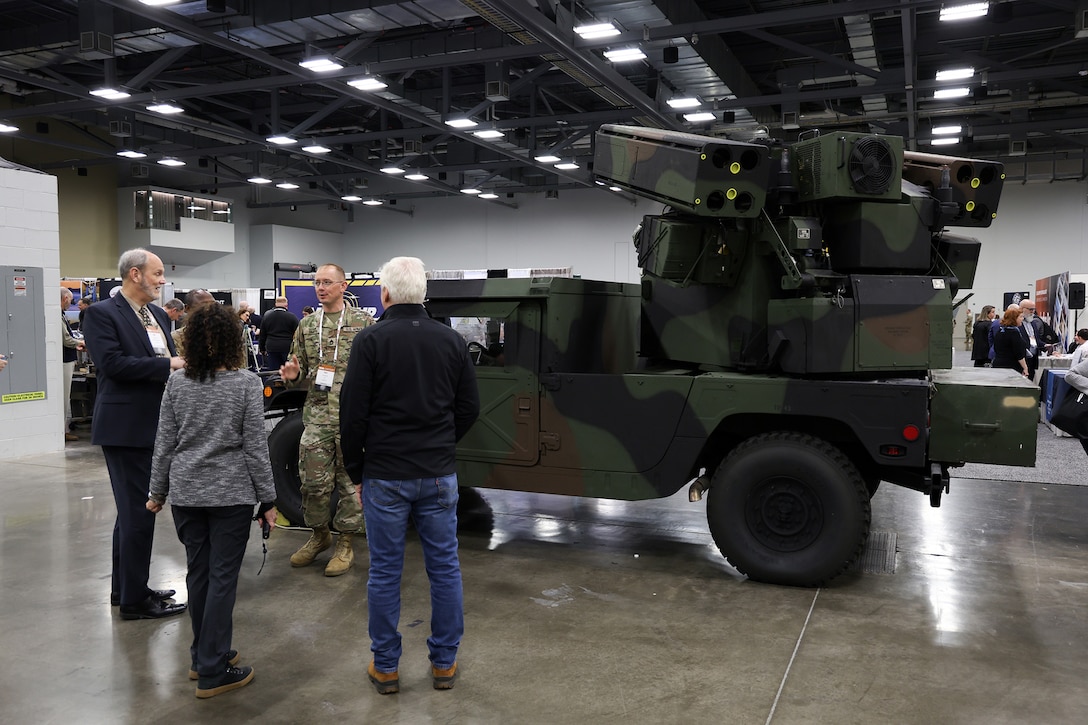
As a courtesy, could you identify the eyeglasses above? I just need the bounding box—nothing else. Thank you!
[313,279,345,288]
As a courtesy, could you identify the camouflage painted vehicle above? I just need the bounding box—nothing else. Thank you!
[268,124,1039,587]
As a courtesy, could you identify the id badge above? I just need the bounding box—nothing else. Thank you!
[314,364,336,391]
[147,330,169,357]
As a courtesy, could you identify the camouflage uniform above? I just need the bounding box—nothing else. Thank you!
[287,306,375,530]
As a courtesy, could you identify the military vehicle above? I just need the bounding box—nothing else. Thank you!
[267,124,1039,587]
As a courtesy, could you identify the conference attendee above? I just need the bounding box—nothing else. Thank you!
[1019,298,1059,379]
[60,287,85,441]
[172,288,216,357]
[340,256,480,694]
[146,301,277,699]
[992,307,1029,377]
[81,248,187,620]
[301,306,314,318]
[989,303,1019,362]
[77,296,92,330]
[1069,329,1088,366]
[163,298,185,326]
[970,305,995,368]
[279,264,374,575]
[258,296,299,371]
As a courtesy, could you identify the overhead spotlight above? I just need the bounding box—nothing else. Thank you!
[116,150,146,158]
[554,162,580,170]
[147,102,184,114]
[380,166,406,175]
[445,117,478,129]
[276,182,300,189]
[347,77,388,91]
[90,87,130,100]
[405,173,429,181]
[266,135,297,145]
[473,129,505,139]
[341,194,363,202]
[247,176,272,184]
[663,45,679,64]
[534,153,561,163]
[0,122,17,133]
[299,56,343,72]
[302,144,332,154]
[479,192,499,199]
[460,187,482,195]
[157,157,185,167]
[363,199,383,206]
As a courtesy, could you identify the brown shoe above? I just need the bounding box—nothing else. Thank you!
[432,662,458,690]
[64,432,79,441]
[367,661,399,695]
[324,532,355,577]
[289,526,332,567]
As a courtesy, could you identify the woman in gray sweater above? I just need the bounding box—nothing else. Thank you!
[147,302,277,699]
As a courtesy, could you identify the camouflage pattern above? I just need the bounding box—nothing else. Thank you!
[792,132,904,202]
[902,151,1005,227]
[287,305,374,530]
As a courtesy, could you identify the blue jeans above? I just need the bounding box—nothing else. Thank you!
[364,474,463,673]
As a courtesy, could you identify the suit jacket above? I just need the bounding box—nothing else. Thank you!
[82,293,176,449]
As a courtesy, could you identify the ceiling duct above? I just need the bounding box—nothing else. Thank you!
[78,0,114,59]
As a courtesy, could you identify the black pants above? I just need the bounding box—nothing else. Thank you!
[973,360,990,367]
[263,350,288,372]
[103,445,157,607]
[172,505,253,678]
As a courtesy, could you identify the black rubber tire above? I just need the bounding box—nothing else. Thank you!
[706,432,871,587]
[266,410,341,528]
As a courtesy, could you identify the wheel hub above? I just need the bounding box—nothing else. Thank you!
[745,476,823,551]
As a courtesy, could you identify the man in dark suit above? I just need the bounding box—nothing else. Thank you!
[82,248,188,620]
[257,296,298,371]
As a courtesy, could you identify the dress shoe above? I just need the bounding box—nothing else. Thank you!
[196,665,254,699]
[119,598,187,620]
[111,588,176,606]
[64,432,79,442]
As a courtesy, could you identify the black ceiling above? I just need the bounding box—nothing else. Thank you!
[0,0,1085,211]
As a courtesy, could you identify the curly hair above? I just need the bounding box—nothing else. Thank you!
[182,303,245,381]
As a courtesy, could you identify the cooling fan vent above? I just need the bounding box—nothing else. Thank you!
[848,137,895,195]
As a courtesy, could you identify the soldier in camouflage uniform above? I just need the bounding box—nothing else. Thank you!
[279,264,375,576]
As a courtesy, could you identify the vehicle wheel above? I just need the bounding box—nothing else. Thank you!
[706,432,870,587]
[266,410,341,528]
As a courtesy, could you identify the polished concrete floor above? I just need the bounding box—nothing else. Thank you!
[1,429,1087,725]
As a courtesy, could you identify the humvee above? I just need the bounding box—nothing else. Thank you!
[268,125,1039,587]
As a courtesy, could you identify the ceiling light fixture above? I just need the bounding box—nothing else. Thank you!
[116,150,146,158]
[380,166,406,175]
[935,67,975,81]
[302,144,332,154]
[187,205,205,211]
[298,56,343,72]
[363,199,383,206]
[0,122,17,133]
[933,87,971,99]
[683,111,717,122]
[473,129,505,139]
[445,117,478,129]
[534,153,561,163]
[932,124,963,135]
[212,210,230,215]
[667,97,701,109]
[405,173,429,181]
[347,77,388,91]
[266,135,297,145]
[147,102,184,114]
[460,187,482,195]
[608,186,622,192]
[341,194,363,202]
[90,87,130,100]
[276,182,300,189]
[574,22,620,39]
[930,137,961,146]
[939,3,989,22]
[139,0,181,5]
[479,192,499,199]
[554,162,580,170]
[604,48,646,63]
[247,176,272,184]
[157,157,185,167]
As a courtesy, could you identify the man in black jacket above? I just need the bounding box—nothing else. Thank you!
[258,296,298,371]
[1019,298,1060,379]
[340,256,479,695]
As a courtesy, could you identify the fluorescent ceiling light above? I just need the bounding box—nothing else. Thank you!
[933,87,970,99]
[212,210,230,214]
[380,166,406,175]
[139,0,180,5]
[302,144,331,154]
[341,195,363,202]
[667,97,701,109]
[473,129,504,139]
[299,57,343,72]
[247,176,272,184]
[147,102,184,114]
[479,192,499,199]
[684,112,717,122]
[116,150,146,158]
[939,3,988,22]
[930,137,961,146]
[0,122,17,133]
[608,186,622,192]
[604,48,646,62]
[347,77,388,91]
[460,188,482,195]
[935,67,975,81]
[363,199,383,206]
[405,173,429,181]
[187,205,205,211]
[574,22,620,39]
[554,162,580,170]
[534,154,561,163]
[266,135,297,145]
[276,182,300,189]
[932,124,963,135]
[157,158,185,167]
[90,88,130,100]
[445,118,478,129]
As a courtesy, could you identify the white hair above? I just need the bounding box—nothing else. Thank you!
[378,256,427,305]
[118,248,151,278]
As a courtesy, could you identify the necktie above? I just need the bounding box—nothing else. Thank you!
[138,306,154,328]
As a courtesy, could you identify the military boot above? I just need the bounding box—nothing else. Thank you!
[324,532,355,577]
[290,526,332,567]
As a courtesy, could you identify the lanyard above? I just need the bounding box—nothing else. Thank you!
[317,307,345,363]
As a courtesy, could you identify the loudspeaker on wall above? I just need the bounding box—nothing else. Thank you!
[1070,282,1085,310]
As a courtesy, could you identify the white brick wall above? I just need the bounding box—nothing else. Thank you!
[0,165,63,460]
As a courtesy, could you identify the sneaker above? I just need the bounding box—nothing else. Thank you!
[195,665,254,699]
[432,662,458,690]
[189,649,240,680]
[367,661,399,695]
